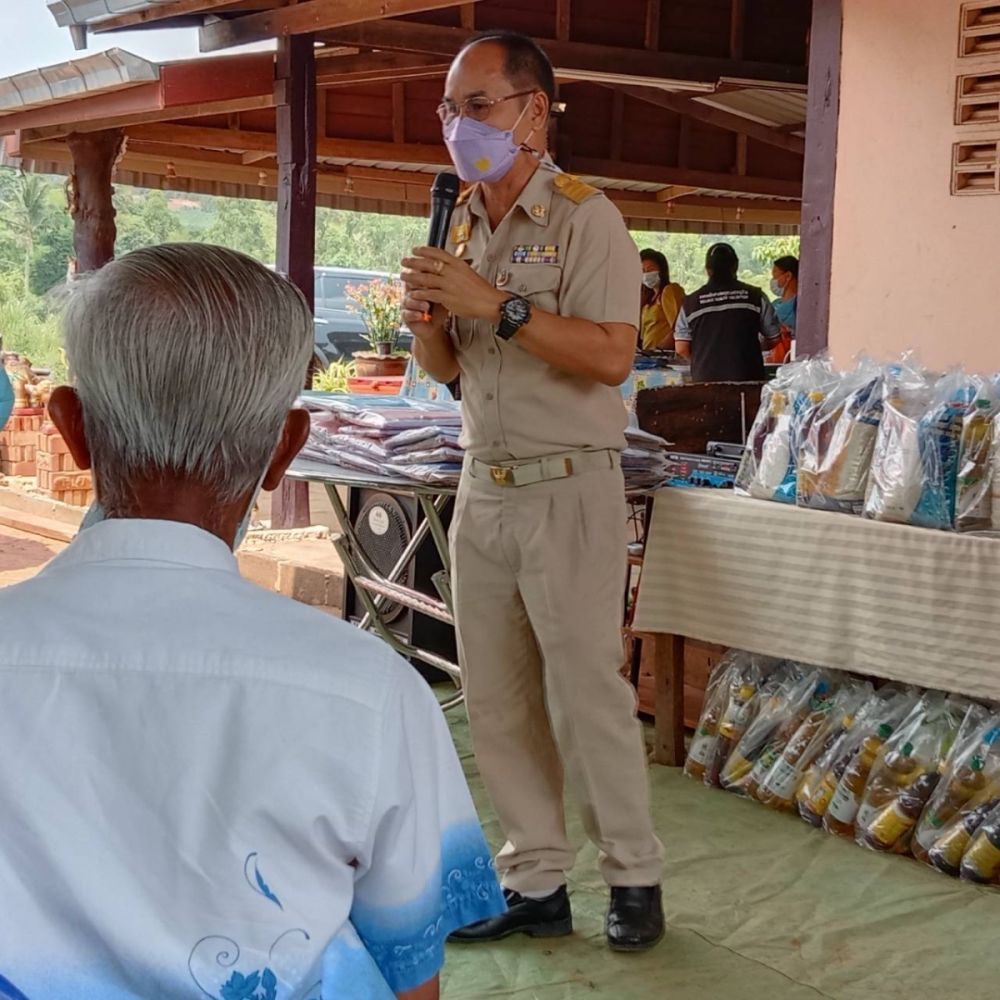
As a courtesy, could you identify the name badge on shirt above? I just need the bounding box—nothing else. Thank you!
[511,245,560,265]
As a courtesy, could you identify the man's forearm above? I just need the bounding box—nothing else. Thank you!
[412,324,460,384]
[514,309,634,386]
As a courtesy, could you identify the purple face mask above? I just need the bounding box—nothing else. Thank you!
[443,103,535,184]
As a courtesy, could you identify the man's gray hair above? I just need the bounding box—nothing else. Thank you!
[62,243,314,511]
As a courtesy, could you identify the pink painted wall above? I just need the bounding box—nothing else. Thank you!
[828,0,1000,373]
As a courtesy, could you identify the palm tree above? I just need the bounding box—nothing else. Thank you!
[4,175,50,293]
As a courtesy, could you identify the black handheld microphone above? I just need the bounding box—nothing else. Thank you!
[422,171,461,321]
[428,171,461,249]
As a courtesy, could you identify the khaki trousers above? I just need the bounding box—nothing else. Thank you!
[450,460,664,893]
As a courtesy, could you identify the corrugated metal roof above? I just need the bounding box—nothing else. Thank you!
[0,48,158,117]
[46,0,174,27]
[694,88,808,134]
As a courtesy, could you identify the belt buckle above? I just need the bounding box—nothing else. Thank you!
[490,465,514,486]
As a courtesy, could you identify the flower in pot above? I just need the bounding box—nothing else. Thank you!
[346,279,404,357]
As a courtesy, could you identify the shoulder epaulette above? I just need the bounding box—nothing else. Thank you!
[456,184,477,206]
[552,172,600,205]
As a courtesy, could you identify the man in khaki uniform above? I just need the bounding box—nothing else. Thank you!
[401,30,664,952]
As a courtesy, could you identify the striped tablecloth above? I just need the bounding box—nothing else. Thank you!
[632,488,1000,702]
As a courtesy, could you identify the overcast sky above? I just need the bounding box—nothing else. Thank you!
[2,1,215,77]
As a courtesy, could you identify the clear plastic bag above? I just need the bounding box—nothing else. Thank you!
[719,663,829,797]
[914,708,1000,875]
[854,692,970,854]
[797,359,883,515]
[959,798,1000,885]
[956,376,999,532]
[757,676,873,812]
[735,358,835,504]
[684,650,745,782]
[703,652,782,788]
[814,684,922,834]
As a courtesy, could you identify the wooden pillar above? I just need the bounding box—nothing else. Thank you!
[652,632,686,766]
[272,33,317,531]
[797,0,843,357]
[67,129,124,273]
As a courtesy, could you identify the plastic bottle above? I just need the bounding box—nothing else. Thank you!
[861,771,941,853]
[824,724,893,838]
[960,811,1000,884]
[706,682,757,786]
[929,799,999,877]
[686,706,723,783]
[921,755,987,833]
[856,741,921,829]
[957,397,994,532]
[759,691,833,809]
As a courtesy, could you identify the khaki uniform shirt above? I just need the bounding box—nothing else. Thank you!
[446,160,641,463]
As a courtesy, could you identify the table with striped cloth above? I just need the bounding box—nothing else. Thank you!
[632,488,1000,763]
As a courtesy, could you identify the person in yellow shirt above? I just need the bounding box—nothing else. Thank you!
[639,249,685,352]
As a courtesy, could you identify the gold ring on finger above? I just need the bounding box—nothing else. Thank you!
[434,259,445,274]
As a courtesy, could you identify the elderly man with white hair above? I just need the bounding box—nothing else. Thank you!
[0,244,504,1000]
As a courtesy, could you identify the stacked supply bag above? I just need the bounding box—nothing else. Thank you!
[736,355,1000,533]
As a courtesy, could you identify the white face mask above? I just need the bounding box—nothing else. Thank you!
[642,272,660,290]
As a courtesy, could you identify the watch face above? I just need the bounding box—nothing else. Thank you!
[504,296,531,325]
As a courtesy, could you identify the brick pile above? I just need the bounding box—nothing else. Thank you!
[36,423,95,507]
[0,409,43,478]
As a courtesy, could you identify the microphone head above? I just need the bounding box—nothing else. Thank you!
[431,171,461,202]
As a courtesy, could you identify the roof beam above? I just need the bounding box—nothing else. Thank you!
[316,52,449,86]
[614,85,805,155]
[570,156,801,198]
[200,0,485,52]
[91,0,287,32]
[118,122,453,165]
[656,185,699,201]
[320,20,808,87]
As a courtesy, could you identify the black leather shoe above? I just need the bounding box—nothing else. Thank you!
[448,886,572,943]
[606,885,664,952]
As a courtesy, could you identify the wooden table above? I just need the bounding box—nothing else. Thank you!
[633,488,1000,765]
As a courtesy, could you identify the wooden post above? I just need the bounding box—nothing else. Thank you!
[652,632,686,766]
[797,0,843,357]
[67,129,124,273]
[272,33,317,530]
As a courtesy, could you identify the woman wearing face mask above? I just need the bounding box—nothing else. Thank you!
[639,249,685,352]
[766,255,798,363]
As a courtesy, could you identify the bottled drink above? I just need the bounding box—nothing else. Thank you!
[960,812,1000,884]
[956,397,994,532]
[706,682,757,787]
[685,706,722,782]
[759,693,834,810]
[861,772,941,853]
[824,724,893,838]
[929,799,999,877]
[921,755,987,833]
[856,741,920,829]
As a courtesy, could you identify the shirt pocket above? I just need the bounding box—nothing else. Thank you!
[502,264,562,315]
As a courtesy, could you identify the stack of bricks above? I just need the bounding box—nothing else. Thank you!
[0,409,43,478]
[36,424,95,507]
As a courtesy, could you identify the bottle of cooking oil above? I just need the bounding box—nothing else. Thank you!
[824,724,893,838]
[861,772,941,853]
[856,741,920,830]
[957,397,994,532]
[706,681,757,786]
[930,798,999,877]
[685,704,723,783]
[759,691,833,810]
[960,809,1000,884]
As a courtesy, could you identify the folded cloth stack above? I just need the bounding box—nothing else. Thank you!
[299,395,671,490]
[299,394,466,485]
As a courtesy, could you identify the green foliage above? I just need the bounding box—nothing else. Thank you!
[312,358,356,393]
[0,165,799,378]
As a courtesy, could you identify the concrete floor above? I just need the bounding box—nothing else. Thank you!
[0,524,64,587]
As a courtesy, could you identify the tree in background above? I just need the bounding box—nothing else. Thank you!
[116,189,183,256]
[2,175,51,293]
[201,197,276,262]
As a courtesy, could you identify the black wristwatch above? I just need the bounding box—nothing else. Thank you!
[496,295,532,341]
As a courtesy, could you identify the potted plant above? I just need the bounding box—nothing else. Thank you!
[346,278,408,377]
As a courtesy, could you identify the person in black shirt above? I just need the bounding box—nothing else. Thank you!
[674,243,781,382]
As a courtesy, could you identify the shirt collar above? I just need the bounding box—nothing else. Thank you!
[466,158,557,230]
[44,518,240,575]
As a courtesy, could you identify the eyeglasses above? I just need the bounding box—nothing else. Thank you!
[437,90,537,125]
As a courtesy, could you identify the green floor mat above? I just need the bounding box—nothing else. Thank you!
[442,708,1000,1000]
